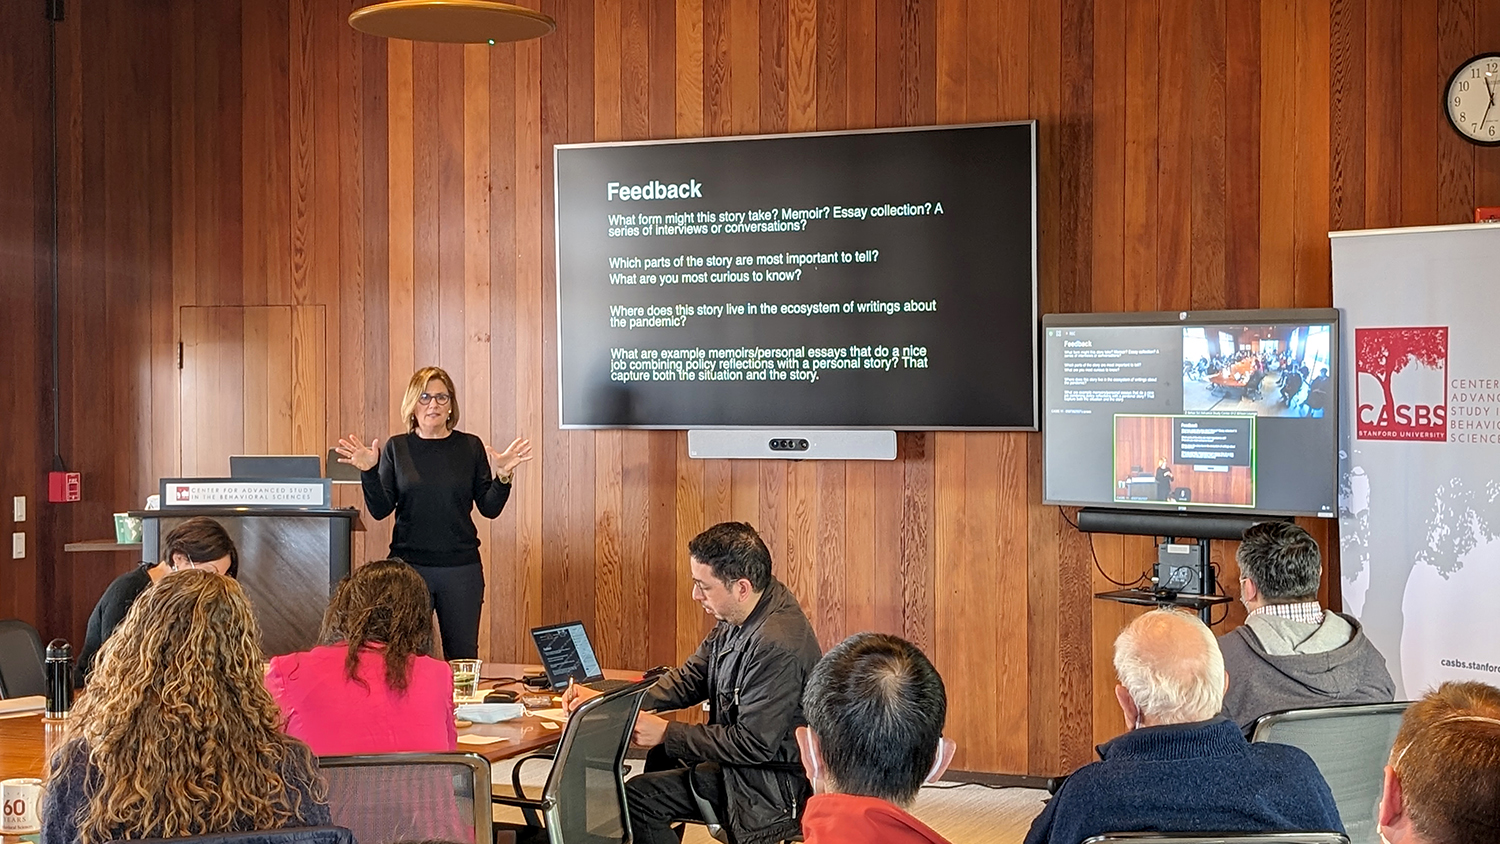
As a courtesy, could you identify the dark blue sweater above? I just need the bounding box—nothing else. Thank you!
[1023,717,1344,844]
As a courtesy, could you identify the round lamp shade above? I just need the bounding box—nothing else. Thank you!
[348,0,556,43]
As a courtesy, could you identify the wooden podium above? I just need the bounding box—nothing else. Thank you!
[131,478,362,656]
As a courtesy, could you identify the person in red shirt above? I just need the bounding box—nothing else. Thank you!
[266,558,457,755]
[796,633,956,844]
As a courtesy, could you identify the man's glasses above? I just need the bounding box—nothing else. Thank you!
[417,392,452,406]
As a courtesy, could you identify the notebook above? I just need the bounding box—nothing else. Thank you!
[530,620,634,693]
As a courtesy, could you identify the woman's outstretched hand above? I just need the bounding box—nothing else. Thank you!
[335,435,380,472]
[486,436,534,478]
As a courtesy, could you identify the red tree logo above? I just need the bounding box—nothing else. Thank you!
[1356,327,1448,441]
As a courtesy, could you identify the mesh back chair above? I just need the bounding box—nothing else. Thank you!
[106,826,357,844]
[318,752,492,844]
[493,678,654,844]
[1082,835,1349,844]
[1250,702,1410,844]
[0,618,48,698]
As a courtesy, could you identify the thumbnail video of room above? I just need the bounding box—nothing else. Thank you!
[1112,414,1255,508]
[1181,324,1332,417]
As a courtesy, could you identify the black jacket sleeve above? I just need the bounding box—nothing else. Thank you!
[471,438,511,519]
[644,634,714,712]
[360,437,401,520]
[661,640,807,766]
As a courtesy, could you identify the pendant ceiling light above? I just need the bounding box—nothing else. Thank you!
[349,0,556,44]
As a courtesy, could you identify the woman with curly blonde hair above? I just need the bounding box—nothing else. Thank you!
[267,558,457,754]
[42,570,329,844]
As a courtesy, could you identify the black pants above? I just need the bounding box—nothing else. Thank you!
[410,561,484,660]
[626,745,728,844]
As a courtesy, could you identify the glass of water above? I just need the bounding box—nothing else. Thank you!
[449,659,481,701]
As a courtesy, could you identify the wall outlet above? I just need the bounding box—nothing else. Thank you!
[11,532,23,559]
[13,495,24,522]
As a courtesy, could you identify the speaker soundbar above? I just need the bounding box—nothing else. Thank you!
[687,429,897,460]
[1075,507,1290,540]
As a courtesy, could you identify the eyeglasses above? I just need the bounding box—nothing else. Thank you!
[417,392,452,406]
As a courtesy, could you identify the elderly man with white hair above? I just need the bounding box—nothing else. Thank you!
[1023,609,1344,844]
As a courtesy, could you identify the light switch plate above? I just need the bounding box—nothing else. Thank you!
[11,532,23,559]
[12,495,24,522]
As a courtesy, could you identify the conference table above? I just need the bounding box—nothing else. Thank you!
[0,662,643,781]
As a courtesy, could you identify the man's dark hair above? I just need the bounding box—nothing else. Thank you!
[803,632,946,806]
[688,522,771,591]
[1236,521,1320,602]
[163,516,240,578]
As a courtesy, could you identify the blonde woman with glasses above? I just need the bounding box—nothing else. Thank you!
[335,366,532,659]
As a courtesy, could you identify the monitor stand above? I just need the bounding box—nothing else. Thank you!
[1094,537,1232,624]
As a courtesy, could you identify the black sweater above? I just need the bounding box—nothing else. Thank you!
[360,431,511,567]
[76,564,154,683]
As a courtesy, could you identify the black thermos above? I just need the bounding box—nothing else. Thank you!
[46,639,73,718]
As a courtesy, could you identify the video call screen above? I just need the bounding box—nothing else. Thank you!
[1042,309,1340,517]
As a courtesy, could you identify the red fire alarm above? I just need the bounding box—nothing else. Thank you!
[1475,206,1500,223]
[48,471,81,503]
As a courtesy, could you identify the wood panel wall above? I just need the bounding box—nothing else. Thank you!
[0,0,56,629]
[6,0,1500,775]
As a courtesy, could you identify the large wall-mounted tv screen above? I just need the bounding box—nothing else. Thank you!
[1042,309,1340,517]
[554,122,1038,429]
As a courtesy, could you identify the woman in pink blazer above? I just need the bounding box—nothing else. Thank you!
[266,558,457,755]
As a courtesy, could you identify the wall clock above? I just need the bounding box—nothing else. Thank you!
[1446,53,1500,145]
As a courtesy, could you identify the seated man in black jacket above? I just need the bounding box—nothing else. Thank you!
[565,522,822,844]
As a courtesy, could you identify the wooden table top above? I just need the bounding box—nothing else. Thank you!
[0,662,642,780]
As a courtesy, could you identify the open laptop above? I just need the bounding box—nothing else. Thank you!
[530,621,634,693]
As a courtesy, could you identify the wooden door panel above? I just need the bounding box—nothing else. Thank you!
[180,305,326,476]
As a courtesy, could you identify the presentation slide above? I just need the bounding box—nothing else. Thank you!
[1044,316,1337,516]
[554,124,1037,428]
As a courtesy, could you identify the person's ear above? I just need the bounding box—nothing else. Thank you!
[1378,765,1407,837]
[169,552,188,571]
[1239,577,1259,605]
[736,578,753,601]
[796,726,823,791]
[1115,683,1141,731]
[924,737,956,784]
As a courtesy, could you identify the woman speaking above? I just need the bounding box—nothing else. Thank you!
[335,366,532,660]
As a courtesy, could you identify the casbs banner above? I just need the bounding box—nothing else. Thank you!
[1332,223,1500,697]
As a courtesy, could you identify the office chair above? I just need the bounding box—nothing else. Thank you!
[106,826,356,844]
[1082,835,1348,844]
[492,678,654,844]
[0,619,48,698]
[1250,702,1410,844]
[318,752,492,844]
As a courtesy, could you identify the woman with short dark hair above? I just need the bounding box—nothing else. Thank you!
[75,516,239,682]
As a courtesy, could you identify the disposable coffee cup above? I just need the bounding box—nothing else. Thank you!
[1,777,44,835]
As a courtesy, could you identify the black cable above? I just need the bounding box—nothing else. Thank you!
[47,0,65,472]
[1058,509,1149,588]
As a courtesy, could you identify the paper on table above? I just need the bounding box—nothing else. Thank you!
[457,734,505,746]
[529,707,569,724]
[0,695,45,717]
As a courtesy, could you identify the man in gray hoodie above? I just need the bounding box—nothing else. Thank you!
[1219,521,1395,733]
